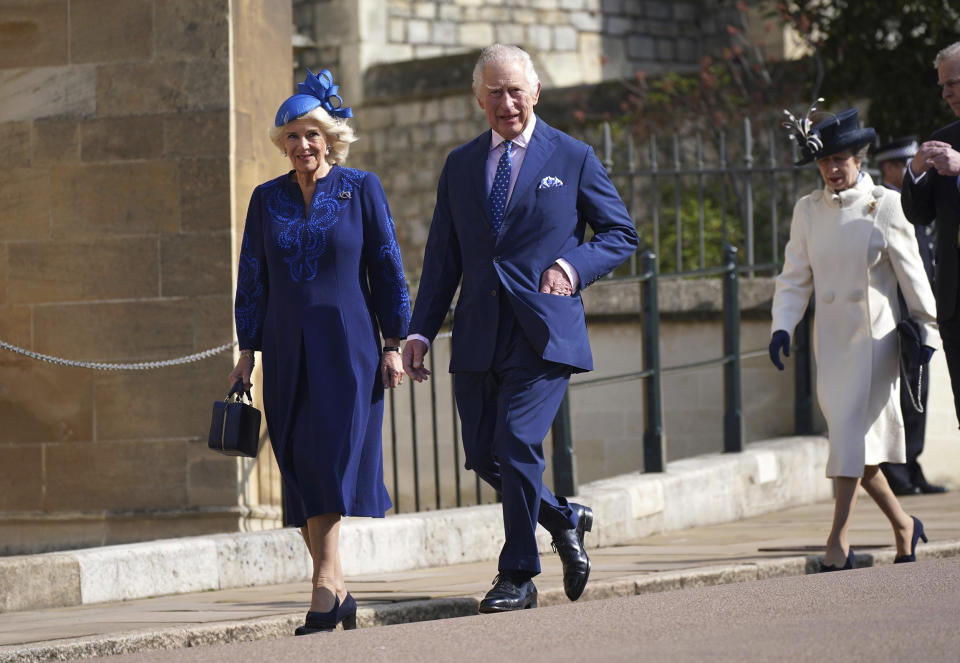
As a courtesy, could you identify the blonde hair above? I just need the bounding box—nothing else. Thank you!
[269,106,357,165]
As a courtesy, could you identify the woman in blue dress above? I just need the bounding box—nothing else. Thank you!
[228,70,410,634]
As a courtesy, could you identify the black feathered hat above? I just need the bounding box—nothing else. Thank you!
[783,104,876,165]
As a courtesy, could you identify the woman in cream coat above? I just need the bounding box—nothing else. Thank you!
[770,107,939,571]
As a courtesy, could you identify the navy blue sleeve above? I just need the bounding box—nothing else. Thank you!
[408,161,463,341]
[360,172,411,339]
[564,147,639,288]
[235,188,268,351]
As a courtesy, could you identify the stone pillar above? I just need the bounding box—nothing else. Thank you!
[0,0,291,554]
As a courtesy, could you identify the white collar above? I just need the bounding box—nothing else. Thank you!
[490,114,537,152]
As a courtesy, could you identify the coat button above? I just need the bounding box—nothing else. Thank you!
[823,291,835,303]
[849,289,864,301]
[490,289,497,296]
[493,256,501,263]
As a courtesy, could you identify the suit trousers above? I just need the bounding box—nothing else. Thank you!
[453,292,578,575]
[938,313,960,429]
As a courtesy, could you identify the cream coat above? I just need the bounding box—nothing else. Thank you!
[771,174,940,478]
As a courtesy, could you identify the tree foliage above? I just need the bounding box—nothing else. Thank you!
[773,0,960,140]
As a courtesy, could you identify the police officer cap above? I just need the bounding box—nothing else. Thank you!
[874,136,918,164]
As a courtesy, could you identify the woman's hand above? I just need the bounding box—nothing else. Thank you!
[381,349,404,389]
[769,330,790,371]
[228,354,254,391]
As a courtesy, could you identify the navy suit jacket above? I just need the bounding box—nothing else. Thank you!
[410,119,638,373]
[902,119,960,321]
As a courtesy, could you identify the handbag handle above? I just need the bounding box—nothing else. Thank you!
[227,381,253,403]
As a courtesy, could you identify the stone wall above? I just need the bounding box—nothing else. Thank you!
[297,0,735,96]
[0,0,292,554]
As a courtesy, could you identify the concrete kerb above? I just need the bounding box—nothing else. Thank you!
[0,436,833,614]
[5,542,960,663]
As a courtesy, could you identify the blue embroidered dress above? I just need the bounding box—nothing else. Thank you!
[235,166,410,524]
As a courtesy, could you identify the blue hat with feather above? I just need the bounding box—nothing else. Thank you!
[274,69,353,127]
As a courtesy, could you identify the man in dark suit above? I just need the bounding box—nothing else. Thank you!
[902,41,960,435]
[877,138,947,494]
[402,44,638,612]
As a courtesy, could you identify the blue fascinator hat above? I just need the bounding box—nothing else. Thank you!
[783,102,876,165]
[274,69,353,127]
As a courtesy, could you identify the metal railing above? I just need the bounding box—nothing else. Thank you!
[383,118,822,513]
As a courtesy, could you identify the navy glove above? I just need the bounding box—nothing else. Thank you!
[769,330,790,371]
[919,345,935,365]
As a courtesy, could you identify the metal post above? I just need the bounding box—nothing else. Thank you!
[389,388,399,513]
[641,251,665,472]
[429,351,440,510]
[408,380,420,511]
[743,118,755,276]
[673,134,683,272]
[794,302,815,435]
[551,390,576,497]
[451,373,462,507]
[650,135,660,261]
[602,121,614,171]
[722,244,743,453]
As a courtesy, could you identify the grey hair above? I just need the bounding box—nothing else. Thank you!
[934,41,960,68]
[472,44,540,95]
[268,106,357,165]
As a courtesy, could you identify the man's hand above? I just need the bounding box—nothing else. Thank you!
[539,263,573,296]
[912,140,960,176]
[402,339,431,382]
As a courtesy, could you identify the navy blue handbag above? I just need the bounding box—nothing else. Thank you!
[897,319,924,413]
[208,382,261,457]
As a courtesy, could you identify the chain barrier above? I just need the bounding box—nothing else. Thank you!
[2,330,450,371]
[0,339,237,371]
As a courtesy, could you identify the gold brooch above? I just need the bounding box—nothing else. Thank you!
[868,198,878,213]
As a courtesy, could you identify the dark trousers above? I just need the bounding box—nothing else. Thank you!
[880,352,931,491]
[453,295,577,575]
[939,314,960,428]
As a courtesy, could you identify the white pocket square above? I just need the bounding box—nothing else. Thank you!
[537,176,563,189]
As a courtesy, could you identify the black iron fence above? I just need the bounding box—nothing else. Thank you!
[384,119,824,513]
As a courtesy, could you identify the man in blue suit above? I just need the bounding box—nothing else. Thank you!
[402,44,638,613]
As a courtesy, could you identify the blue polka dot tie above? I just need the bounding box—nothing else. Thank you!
[488,140,513,236]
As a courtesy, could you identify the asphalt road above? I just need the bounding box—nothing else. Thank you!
[95,558,960,663]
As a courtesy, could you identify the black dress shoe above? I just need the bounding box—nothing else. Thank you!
[478,573,538,613]
[551,503,593,602]
[917,482,948,494]
[892,484,921,496]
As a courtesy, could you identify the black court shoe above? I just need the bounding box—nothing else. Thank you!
[819,547,854,572]
[894,515,928,563]
[295,596,340,635]
[478,573,538,613]
[339,592,358,630]
[551,503,593,601]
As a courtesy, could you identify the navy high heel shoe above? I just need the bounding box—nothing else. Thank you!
[338,592,357,630]
[894,515,928,563]
[819,547,854,572]
[295,596,341,636]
